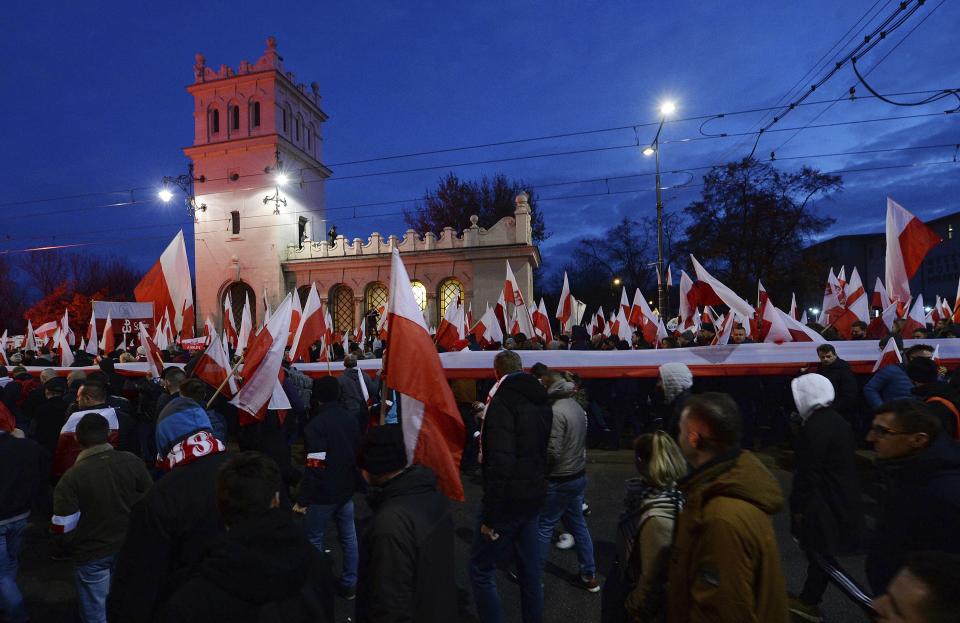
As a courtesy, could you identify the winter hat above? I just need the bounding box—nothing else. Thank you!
[791,373,835,422]
[700,323,716,334]
[358,425,408,476]
[312,376,341,403]
[906,357,938,384]
[156,396,213,456]
[659,363,693,403]
[99,359,116,374]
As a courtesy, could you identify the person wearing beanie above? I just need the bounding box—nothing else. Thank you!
[108,396,228,621]
[787,374,863,621]
[355,425,456,623]
[657,362,693,437]
[908,357,960,439]
[294,375,362,600]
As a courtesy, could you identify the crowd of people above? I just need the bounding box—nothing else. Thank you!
[1,322,960,623]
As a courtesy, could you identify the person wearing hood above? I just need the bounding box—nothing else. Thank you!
[468,349,552,623]
[787,374,864,622]
[668,392,789,623]
[355,425,456,623]
[906,357,960,440]
[864,399,960,593]
[159,451,334,622]
[601,431,686,623]
[108,396,229,622]
[536,370,599,592]
[657,362,693,438]
[814,345,860,428]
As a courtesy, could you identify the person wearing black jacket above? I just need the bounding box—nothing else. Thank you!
[865,399,960,593]
[468,349,551,623]
[788,374,864,622]
[108,397,229,621]
[815,344,860,428]
[355,425,456,623]
[907,357,960,439]
[293,376,361,599]
[159,451,333,623]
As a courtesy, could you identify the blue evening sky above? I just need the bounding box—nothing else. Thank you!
[1,0,957,276]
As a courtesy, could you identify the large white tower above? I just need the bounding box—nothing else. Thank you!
[186,37,330,328]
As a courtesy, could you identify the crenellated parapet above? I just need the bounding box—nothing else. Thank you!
[286,194,533,261]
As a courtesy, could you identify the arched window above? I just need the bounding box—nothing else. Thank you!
[210,109,220,134]
[282,106,289,133]
[223,281,256,334]
[231,105,240,130]
[295,114,302,141]
[437,278,464,322]
[330,284,355,333]
[364,282,388,315]
[410,280,427,312]
[296,285,312,308]
[251,101,261,128]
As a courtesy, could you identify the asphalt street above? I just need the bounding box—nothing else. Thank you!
[18,447,874,623]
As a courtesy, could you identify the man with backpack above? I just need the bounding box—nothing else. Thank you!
[907,357,960,440]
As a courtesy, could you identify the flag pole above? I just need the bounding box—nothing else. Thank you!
[378,340,391,426]
[206,357,243,409]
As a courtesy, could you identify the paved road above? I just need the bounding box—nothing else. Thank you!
[18,447,873,622]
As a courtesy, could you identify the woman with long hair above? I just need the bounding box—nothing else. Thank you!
[602,431,687,623]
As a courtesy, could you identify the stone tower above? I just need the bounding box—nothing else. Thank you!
[186,37,330,327]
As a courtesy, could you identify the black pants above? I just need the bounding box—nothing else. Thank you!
[800,549,836,605]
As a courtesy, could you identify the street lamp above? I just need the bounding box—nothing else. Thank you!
[642,100,676,315]
[612,277,622,286]
[263,150,288,215]
[158,163,206,218]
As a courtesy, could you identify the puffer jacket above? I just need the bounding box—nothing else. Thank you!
[864,363,913,409]
[667,450,788,623]
[545,378,588,480]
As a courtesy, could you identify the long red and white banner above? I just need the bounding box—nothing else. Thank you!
[18,339,960,379]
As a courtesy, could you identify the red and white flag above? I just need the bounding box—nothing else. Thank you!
[85,311,100,357]
[98,313,115,355]
[533,299,554,343]
[231,295,293,424]
[290,283,326,363]
[471,304,504,347]
[194,332,238,398]
[760,302,791,343]
[204,316,216,339]
[779,308,826,343]
[819,268,843,325]
[223,291,238,349]
[385,249,465,500]
[953,277,960,325]
[435,298,465,351]
[873,337,903,373]
[376,303,389,341]
[53,407,119,476]
[504,261,535,337]
[353,317,367,347]
[611,307,632,342]
[289,290,303,348]
[679,271,695,329]
[872,277,889,310]
[35,320,58,342]
[24,320,37,352]
[493,291,507,334]
[629,289,658,345]
[134,230,195,337]
[757,280,769,315]
[885,198,942,304]
[789,293,800,321]
[666,266,673,288]
[690,255,755,320]
[901,295,927,336]
[556,271,574,326]
[58,329,74,367]
[237,293,253,353]
[138,322,164,379]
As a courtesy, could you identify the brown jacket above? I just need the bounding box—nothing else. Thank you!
[666,451,788,623]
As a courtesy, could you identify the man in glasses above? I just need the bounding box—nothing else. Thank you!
[865,400,960,594]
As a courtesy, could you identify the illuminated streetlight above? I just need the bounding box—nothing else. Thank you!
[643,99,678,315]
[157,188,174,203]
[612,277,622,286]
[275,172,289,186]
[660,100,677,116]
[642,146,656,157]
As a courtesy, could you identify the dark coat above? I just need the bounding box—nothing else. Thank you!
[297,402,361,506]
[337,368,377,420]
[158,509,334,623]
[28,395,70,457]
[817,359,860,418]
[479,372,552,524]
[912,382,960,439]
[790,406,864,554]
[0,433,48,522]
[108,451,229,622]
[356,466,456,623]
[866,436,960,592]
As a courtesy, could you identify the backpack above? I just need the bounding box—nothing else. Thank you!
[924,396,960,440]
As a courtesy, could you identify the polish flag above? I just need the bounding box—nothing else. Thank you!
[885,198,942,304]
[99,313,115,355]
[504,261,526,307]
[953,277,960,325]
[534,299,554,343]
[789,293,800,321]
[666,266,673,288]
[85,311,100,356]
[472,304,504,347]
[58,329,74,367]
[376,304,389,341]
[435,298,465,351]
[237,293,253,353]
[138,322,164,379]
[53,407,120,476]
[629,289,658,344]
[261,287,272,331]
[60,309,75,346]
[223,292,238,349]
[384,249,465,500]
[832,268,871,339]
[591,306,607,336]
[690,255,755,320]
[289,291,303,348]
[872,277,889,310]
[556,271,574,326]
[900,295,927,337]
[24,320,37,353]
[0,332,8,365]
[194,332,238,398]
[504,261,535,337]
[757,280,769,315]
[654,317,668,347]
[134,230,194,336]
[231,295,293,424]
[757,301,791,343]
[800,310,808,325]
[679,270,695,329]
[619,287,631,318]
[712,312,735,345]
[611,307,632,342]
[35,320,58,342]
[493,291,507,334]
[819,268,843,325]
[290,284,326,363]
[779,308,826,343]
[353,317,366,348]
[866,302,898,339]
[204,316,216,339]
[873,337,904,373]
[940,297,953,324]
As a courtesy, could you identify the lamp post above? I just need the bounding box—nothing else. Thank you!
[643,100,676,316]
[158,163,206,218]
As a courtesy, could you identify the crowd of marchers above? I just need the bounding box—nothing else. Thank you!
[1,323,960,623]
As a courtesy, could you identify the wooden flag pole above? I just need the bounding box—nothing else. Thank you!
[207,357,244,409]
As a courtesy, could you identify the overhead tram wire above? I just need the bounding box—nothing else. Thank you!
[6,157,957,251]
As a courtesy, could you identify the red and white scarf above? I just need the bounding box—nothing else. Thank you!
[158,430,226,471]
[477,372,518,464]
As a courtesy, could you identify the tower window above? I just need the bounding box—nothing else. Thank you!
[252,102,261,127]
[231,210,240,235]
[231,106,240,130]
[282,108,288,132]
[295,118,301,141]
[211,109,220,134]
[298,216,309,247]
